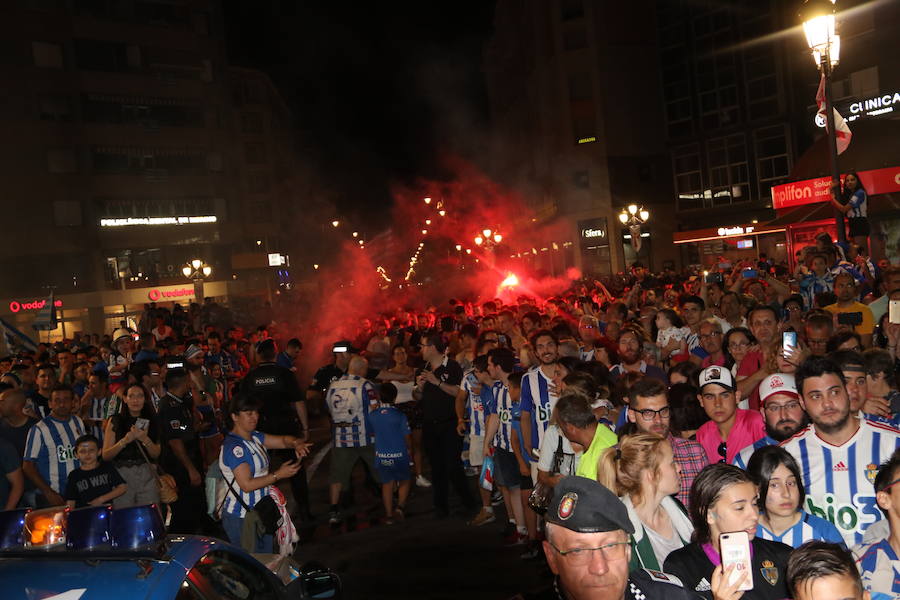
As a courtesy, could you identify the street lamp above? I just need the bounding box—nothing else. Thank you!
[801,0,846,243]
[183,259,212,302]
[331,220,339,228]
[618,206,650,252]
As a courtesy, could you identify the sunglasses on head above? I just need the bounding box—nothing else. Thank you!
[717,441,727,463]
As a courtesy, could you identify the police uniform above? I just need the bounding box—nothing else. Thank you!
[240,360,310,515]
[531,476,694,600]
[158,390,205,534]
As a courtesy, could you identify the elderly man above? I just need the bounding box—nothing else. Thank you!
[540,476,693,599]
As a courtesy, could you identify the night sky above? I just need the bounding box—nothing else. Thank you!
[223,2,497,224]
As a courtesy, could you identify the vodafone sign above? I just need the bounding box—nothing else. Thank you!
[147,287,194,301]
[9,299,62,313]
[772,165,900,210]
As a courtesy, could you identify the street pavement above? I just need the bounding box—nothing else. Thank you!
[289,421,553,599]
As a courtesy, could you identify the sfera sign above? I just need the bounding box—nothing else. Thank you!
[578,217,610,248]
[581,227,606,239]
[9,299,63,313]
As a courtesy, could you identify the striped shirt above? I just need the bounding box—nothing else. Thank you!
[757,511,845,548]
[326,375,378,448]
[24,415,86,494]
[519,366,558,451]
[460,370,486,437]
[669,435,708,511]
[220,431,270,518]
[847,189,867,218]
[486,383,514,452]
[853,538,900,600]
[87,394,120,442]
[781,417,900,546]
[732,435,778,470]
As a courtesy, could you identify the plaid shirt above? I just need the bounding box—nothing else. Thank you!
[669,434,708,511]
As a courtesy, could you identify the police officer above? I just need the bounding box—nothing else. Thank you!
[534,476,694,600]
[240,339,311,519]
[158,367,206,534]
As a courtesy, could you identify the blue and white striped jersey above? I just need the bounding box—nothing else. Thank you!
[732,435,778,470]
[486,382,514,452]
[519,366,558,451]
[326,375,378,448]
[220,431,270,518]
[781,417,900,546]
[854,538,900,600]
[87,394,120,442]
[847,189,867,218]
[24,415,86,494]
[460,369,486,437]
[756,510,845,548]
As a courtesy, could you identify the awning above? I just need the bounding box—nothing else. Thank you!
[764,203,834,227]
[673,223,785,244]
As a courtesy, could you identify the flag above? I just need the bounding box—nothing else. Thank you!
[816,73,852,154]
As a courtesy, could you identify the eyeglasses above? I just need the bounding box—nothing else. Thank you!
[764,401,801,414]
[717,441,727,463]
[634,406,670,421]
[546,540,629,566]
[699,332,722,340]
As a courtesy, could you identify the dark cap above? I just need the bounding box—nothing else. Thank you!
[545,476,634,535]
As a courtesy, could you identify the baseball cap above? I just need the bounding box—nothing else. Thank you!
[759,373,799,406]
[699,365,735,392]
[545,476,634,535]
[184,344,204,360]
[112,328,132,343]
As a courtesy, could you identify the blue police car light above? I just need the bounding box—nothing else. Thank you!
[0,508,30,550]
[67,505,112,551]
[110,504,165,550]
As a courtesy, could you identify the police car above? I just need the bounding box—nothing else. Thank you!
[0,504,340,600]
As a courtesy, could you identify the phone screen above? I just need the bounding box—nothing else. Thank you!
[135,418,149,431]
[742,269,757,279]
[167,362,184,369]
[782,331,797,354]
[890,300,900,324]
[332,345,350,353]
[720,532,754,591]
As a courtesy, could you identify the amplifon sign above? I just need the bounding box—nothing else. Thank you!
[100,216,217,227]
[771,165,900,210]
[9,299,62,313]
[147,287,194,301]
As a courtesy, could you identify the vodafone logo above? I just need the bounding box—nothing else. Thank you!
[147,288,194,301]
[9,299,63,313]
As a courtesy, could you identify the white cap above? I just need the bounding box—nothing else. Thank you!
[112,328,132,343]
[699,365,735,392]
[759,373,799,405]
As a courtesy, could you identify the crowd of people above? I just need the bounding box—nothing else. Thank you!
[0,229,898,599]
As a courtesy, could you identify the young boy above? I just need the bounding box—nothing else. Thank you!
[64,434,127,508]
[695,366,765,464]
[368,383,412,524]
[509,371,540,559]
[788,541,870,600]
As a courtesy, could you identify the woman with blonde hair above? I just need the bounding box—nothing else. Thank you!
[597,433,693,571]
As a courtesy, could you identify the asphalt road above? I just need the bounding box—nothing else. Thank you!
[290,424,553,600]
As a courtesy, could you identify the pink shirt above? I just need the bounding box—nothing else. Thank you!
[696,409,766,464]
[736,350,765,411]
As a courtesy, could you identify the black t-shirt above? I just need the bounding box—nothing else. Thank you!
[663,538,791,600]
[158,392,201,475]
[240,362,304,434]
[421,357,463,424]
[110,413,160,463]
[64,462,125,507]
[0,417,38,457]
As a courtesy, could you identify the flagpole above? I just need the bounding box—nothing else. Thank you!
[821,51,847,245]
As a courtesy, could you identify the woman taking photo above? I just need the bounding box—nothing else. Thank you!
[597,433,693,571]
[102,383,161,508]
[746,446,843,548]
[382,344,429,488]
[664,463,792,600]
[220,394,311,552]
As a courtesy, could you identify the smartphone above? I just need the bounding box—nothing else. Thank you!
[331,344,350,353]
[837,312,863,326]
[719,531,754,591]
[890,300,900,324]
[167,361,184,369]
[705,272,723,284]
[741,269,757,279]
[783,331,797,354]
[135,418,149,431]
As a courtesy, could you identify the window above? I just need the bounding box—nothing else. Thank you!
[246,171,270,193]
[707,134,749,205]
[244,142,266,165]
[672,144,703,210]
[571,114,596,145]
[568,73,592,102]
[47,149,77,173]
[754,125,791,200]
[561,0,584,20]
[850,67,879,98]
[33,42,64,68]
[38,94,73,121]
[74,39,137,72]
[91,147,207,174]
[240,112,264,134]
[53,201,82,226]
[573,170,590,189]
[82,94,203,128]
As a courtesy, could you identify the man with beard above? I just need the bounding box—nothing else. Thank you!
[608,329,666,384]
[737,305,781,410]
[625,378,707,510]
[783,357,900,546]
[732,374,808,469]
[520,331,560,469]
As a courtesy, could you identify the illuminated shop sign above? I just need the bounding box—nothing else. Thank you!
[772,165,900,210]
[717,226,755,236]
[814,91,900,127]
[581,228,606,239]
[100,216,217,227]
[9,299,63,313]
[147,287,194,301]
[577,136,597,144]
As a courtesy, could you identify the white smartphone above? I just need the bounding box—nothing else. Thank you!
[719,531,753,591]
[890,300,900,325]
[135,418,149,431]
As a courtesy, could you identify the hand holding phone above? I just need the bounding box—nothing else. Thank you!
[719,531,754,591]
[135,418,149,431]
[890,300,900,325]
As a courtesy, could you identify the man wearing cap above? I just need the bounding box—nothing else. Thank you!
[540,475,693,599]
[695,366,765,465]
[732,373,808,469]
[240,338,311,519]
[784,357,900,546]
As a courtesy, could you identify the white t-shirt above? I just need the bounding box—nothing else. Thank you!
[392,380,415,404]
[537,424,580,475]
